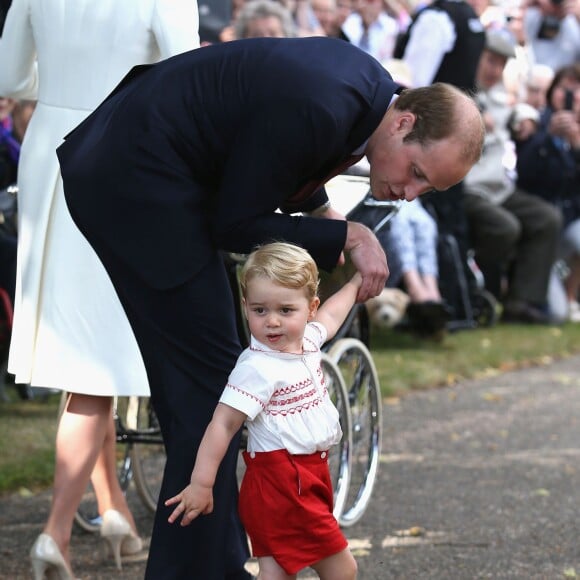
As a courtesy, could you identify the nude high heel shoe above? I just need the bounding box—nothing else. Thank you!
[100,509,143,570]
[30,533,75,580]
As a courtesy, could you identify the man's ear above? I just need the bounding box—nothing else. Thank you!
[395,111,416,134]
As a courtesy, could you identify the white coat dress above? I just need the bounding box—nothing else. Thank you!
[0,0,199,394]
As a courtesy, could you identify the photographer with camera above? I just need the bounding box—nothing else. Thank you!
[523,0,580,70]
[515,64,580,321]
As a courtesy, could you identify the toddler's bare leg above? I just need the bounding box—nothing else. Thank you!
[310,547,357,580]
[257,556,296,580]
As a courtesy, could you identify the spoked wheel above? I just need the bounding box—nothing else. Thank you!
[320,353,352,521]
[57,394,133,533]
[127,396,165,512]
[471,288,500,328]
[328,338,382,527]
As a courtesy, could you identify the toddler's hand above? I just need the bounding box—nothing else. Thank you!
[165,481,214,526]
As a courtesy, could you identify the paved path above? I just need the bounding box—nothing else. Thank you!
[3,355,580,579]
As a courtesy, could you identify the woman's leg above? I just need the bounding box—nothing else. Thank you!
[43,393,112,565]
[90,408,138,534]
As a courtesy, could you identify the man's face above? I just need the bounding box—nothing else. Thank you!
[367,113,472,202]
[311,0,337,35]
[477,50,508,90]
[245,16,286,38]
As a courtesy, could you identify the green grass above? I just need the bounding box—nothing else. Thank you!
[2,322,580,496]
[0,392,60,494]
[370,322,580,397]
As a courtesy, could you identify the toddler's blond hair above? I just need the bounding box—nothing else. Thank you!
[240,242,320,300]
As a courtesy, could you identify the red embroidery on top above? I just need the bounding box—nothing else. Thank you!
[272,378,313,397]
[225,383,266,410]
[268,397,324,416]
[269,386,318,407]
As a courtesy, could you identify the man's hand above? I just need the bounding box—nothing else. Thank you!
[344,221,389,301]
[165,480,214,526]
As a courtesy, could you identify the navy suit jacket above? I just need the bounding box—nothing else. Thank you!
[57,37,401,289]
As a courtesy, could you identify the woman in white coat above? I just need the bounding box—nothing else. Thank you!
[0,1,199,578]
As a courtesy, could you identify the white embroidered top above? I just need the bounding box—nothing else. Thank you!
[219,322,342,455]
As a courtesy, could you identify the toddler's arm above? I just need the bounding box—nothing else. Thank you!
[165,402,246,526]
[314,272,362,342]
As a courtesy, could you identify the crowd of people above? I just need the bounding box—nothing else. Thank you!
[2,1,579,336]
[192,0,580,330]
[0,0,578,578]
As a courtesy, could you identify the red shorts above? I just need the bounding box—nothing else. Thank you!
[238,449,347,575]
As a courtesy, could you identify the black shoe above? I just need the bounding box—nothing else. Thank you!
[501,301,553,325]
[406,301,452,335]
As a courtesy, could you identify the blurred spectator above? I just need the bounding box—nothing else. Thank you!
[11,98,35,141]
[377,198,452,336]
[515,63,580,321]
[199,0,235,44]
[467,0,508,29]
[342,0,399,63]
[524,62,555,110]
[394,0,486,321]
[464,29,562,324]
[0,96,18,189]
[288,0,327,35]
[312,0,352,38]
[394,0,485,91]
[235,0,297,37]
[0,96,31,304]
[222,0,322,44]
[523,0,580,70]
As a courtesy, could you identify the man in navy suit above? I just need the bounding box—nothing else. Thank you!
[57,37,484,579]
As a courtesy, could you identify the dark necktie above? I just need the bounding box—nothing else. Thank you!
[282,153,364,212]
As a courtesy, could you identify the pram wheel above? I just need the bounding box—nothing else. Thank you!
[321,353,352,521]
[328,338,382,527]
[471,288,500,328]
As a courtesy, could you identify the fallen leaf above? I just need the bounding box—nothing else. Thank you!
[18,487,33,497]
[395,526,425,537]
[482,392,502,402]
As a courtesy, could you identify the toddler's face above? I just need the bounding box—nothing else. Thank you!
[242,276,319,354]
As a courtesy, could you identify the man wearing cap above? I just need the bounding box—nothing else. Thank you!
[463,29,563,324]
